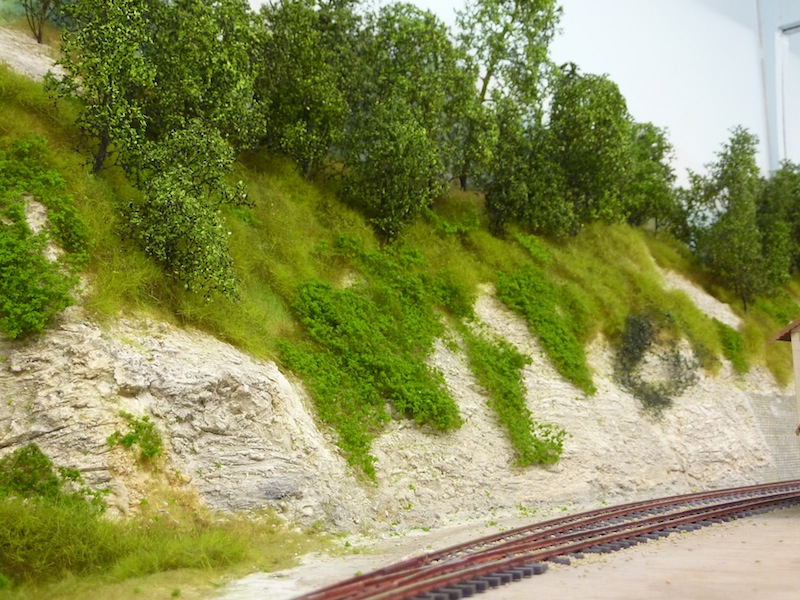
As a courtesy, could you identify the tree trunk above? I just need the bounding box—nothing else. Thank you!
[93,131,110,174]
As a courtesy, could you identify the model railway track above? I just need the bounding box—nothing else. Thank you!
[295,480,800,600]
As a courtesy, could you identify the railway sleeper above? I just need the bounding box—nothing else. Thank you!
[415,588,466,600]
[454,582,477,596]
[496,572,514,584]
[500,562,549,576]
[505,565,536,577]
[585,543,614,553]
[438,587,466,599]
[434,564,549,599]
[607,541,628,550]
[422,592,454,600]
[478,575,502,589]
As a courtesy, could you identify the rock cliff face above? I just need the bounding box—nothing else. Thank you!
[0,309,370,528]
[2,275,799,533]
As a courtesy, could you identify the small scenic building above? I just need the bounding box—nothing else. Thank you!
[769,316,800,435]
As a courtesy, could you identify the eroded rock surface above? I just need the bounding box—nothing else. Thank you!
[0,308,371,529]
[0,279,797,534]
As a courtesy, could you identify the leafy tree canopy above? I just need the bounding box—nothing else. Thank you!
[455,0,561,188]
[342,95,445,242]
[254,0,348,177]
[625,122,677,229]
[689,127,780,309]
[361,2,472,171]
[46,0,155,173]
[549,63,633,226]
[144,0,260,151]
[124,121,246,299]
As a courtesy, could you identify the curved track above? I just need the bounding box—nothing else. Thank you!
[295,480,800,600]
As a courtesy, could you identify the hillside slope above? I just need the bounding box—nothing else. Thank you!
[2,271,798,533]
[1,23,800,536]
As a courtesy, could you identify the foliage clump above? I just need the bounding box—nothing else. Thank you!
[254,0,347,177]
[46,0,251,299]
[675,128,795,310]
[107,411,164,463]
[342,95,445,242]
[460,325,566,466]
[0,443,256,589]
[715,319,749,374]
[280,236,469,479]
[0,443,114,585]
[0,443,103,507]
[549,64,633,225]
[123,123,246,298]
[0,136,88,338]
[615,310,699,415]
[496,265,595,395]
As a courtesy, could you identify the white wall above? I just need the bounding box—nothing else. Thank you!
[550,0,767,180]
[786,34,800,161]
[757,0,800,170]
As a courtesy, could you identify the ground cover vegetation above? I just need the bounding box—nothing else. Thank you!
[0,135,87,338]
[3,0,800,590]
[0,443,329,597]
[459,323,568,466]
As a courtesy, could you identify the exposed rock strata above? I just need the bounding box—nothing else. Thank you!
[0,309,371,529]
[2,278,797,533]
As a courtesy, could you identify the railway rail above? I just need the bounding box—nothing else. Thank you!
[295,480,800,600]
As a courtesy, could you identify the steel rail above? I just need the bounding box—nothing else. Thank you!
[365,492,800,600]
[296,480,800,600]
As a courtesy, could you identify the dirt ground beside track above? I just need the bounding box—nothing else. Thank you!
[486,504,800,600]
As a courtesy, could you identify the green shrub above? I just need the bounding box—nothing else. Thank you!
[423,202,480,236]
[342,95,445,241]
[123,124,244,299]
[0,444,116,585]
[280,237,467,479]
[0,443,60,499]
[108,411,164,463]
[0,136,89,338]
[715,319,749,373]
[516,233,553,266]
[0,444,98,505]
[0,136,89,264]
[0,444,251,588]
[0,203,74,338]
[496,266,595,394]
[460,325,566,465]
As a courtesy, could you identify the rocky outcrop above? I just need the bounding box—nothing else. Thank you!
[0,308,372,529]
[368,290,798,529]
[2,280,798,534]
